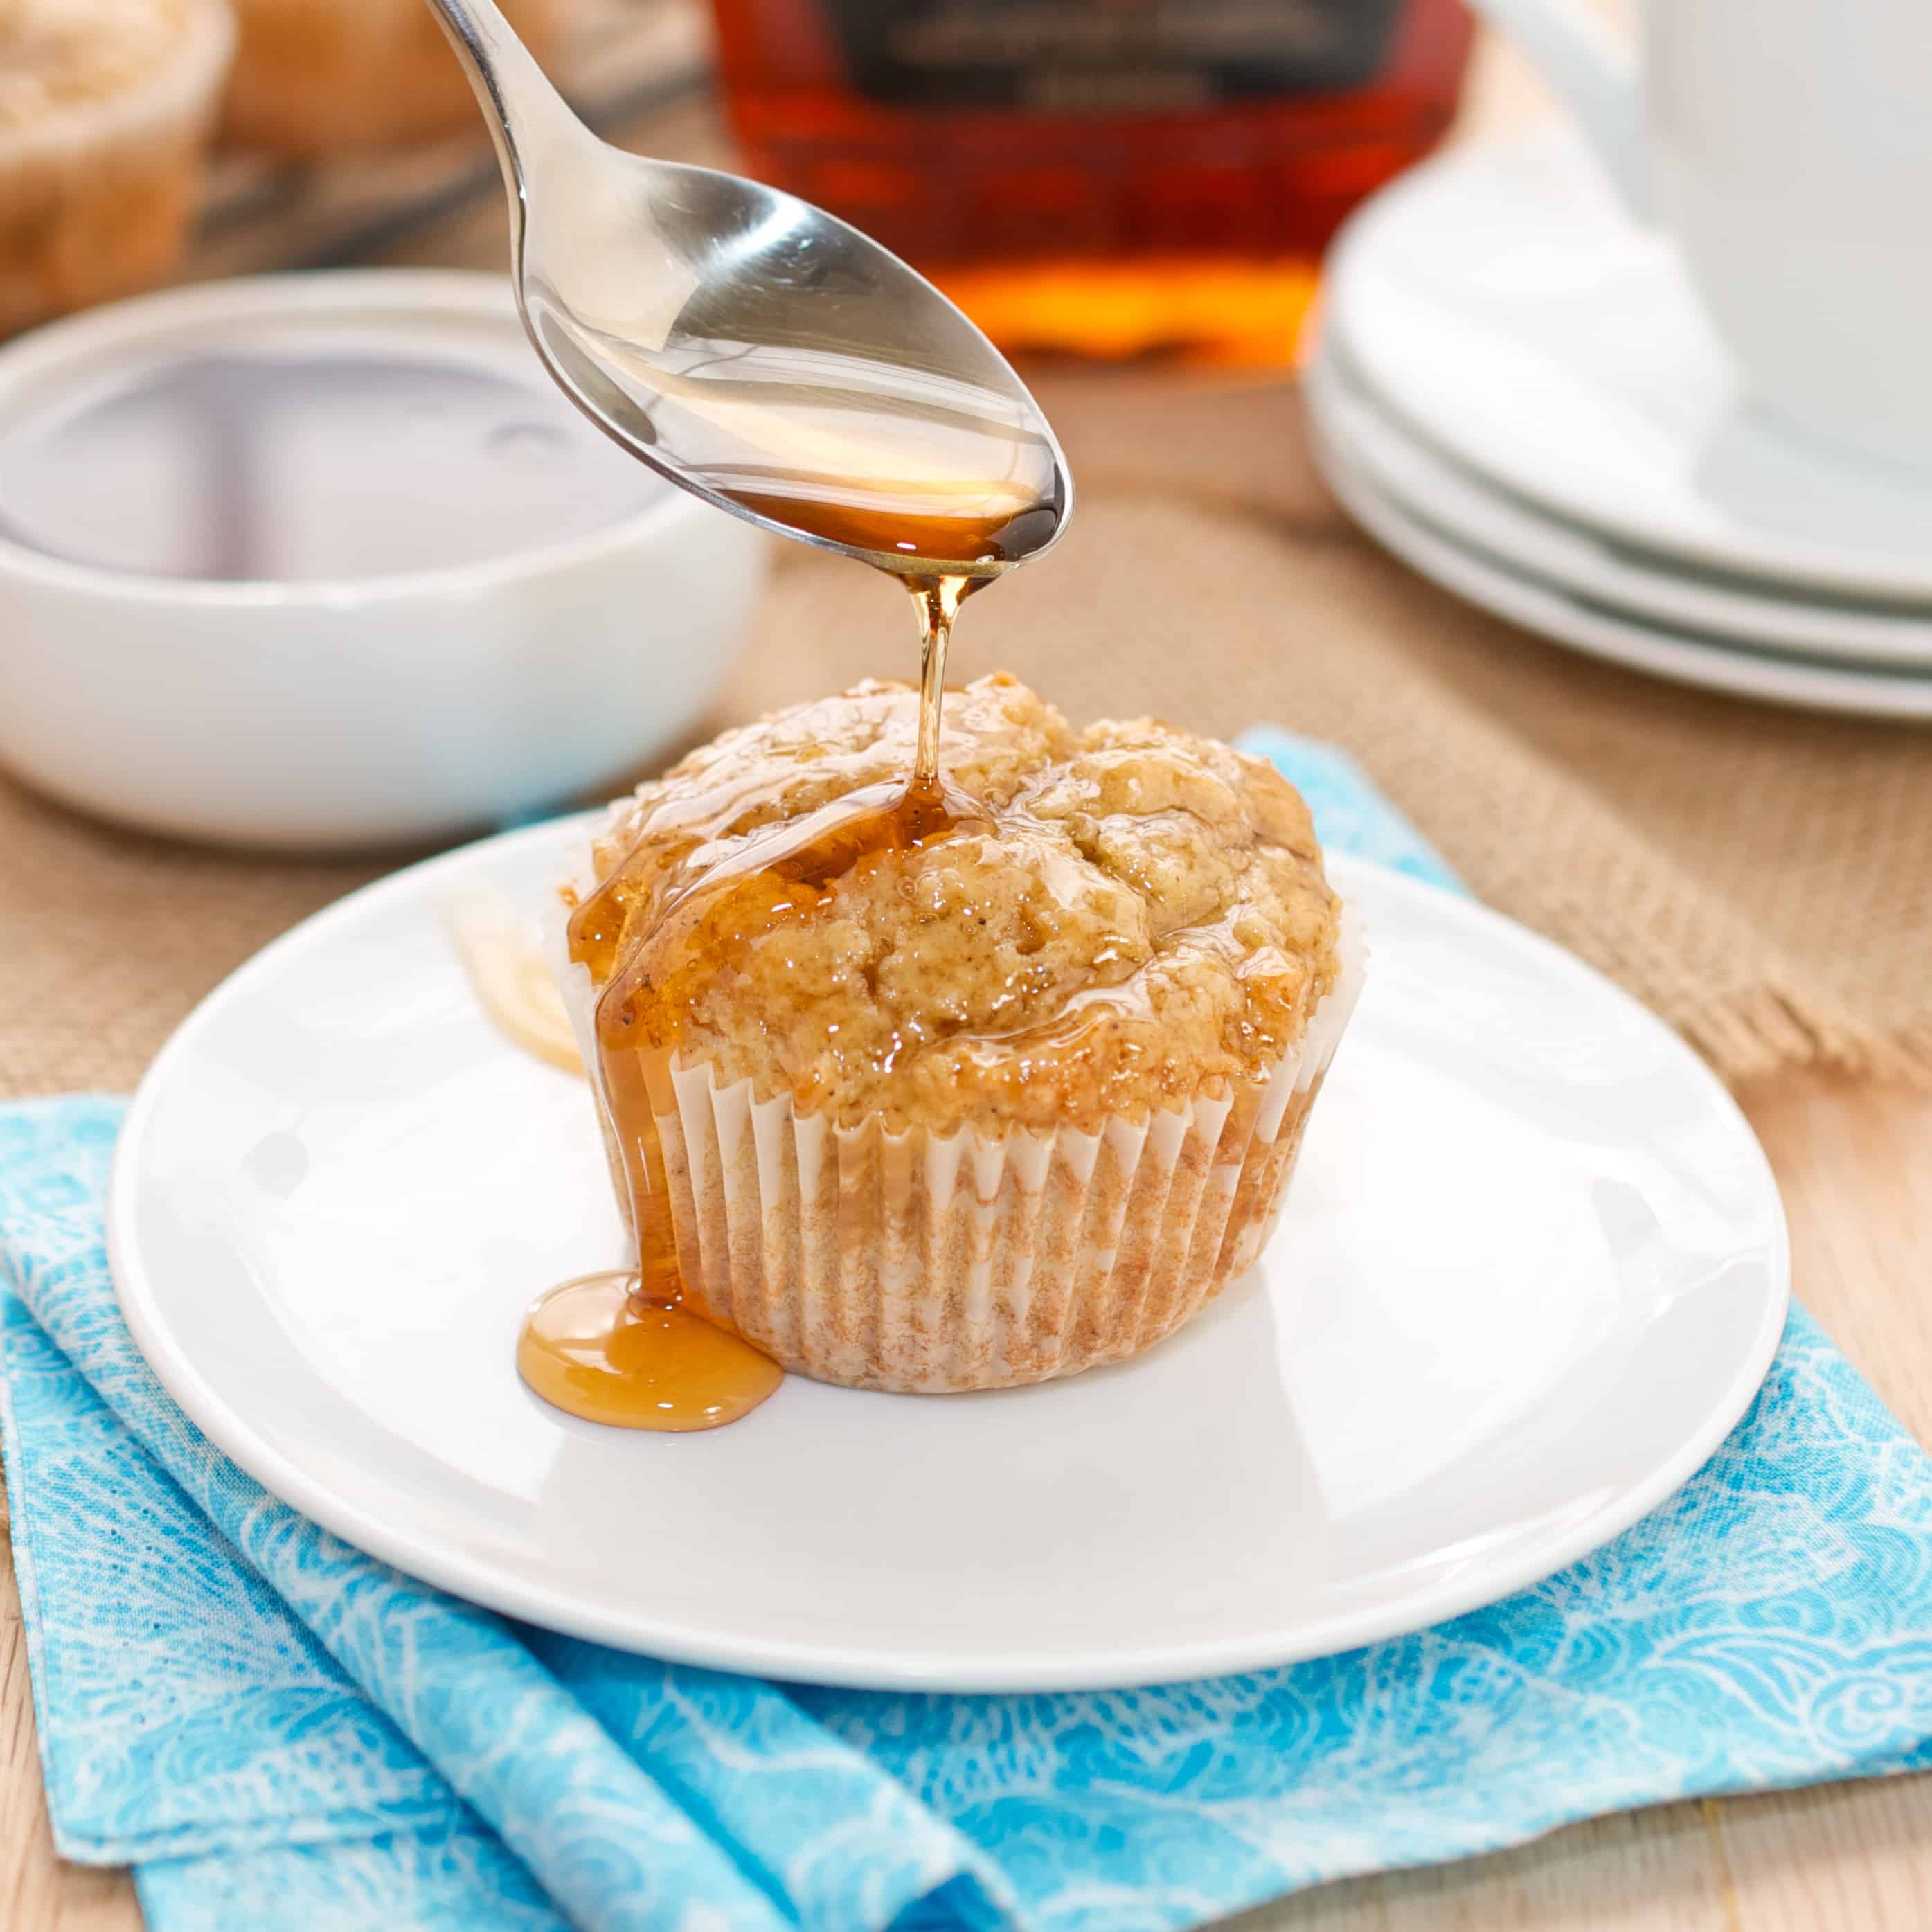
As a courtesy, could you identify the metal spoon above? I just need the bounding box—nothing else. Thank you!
[426,0,1071,579]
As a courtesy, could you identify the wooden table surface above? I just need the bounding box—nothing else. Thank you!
[6,20,1931,1932]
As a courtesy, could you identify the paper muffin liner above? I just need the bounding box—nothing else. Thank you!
[550,870,1364,1394]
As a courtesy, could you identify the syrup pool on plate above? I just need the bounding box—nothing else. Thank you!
[517,1274,783,1432]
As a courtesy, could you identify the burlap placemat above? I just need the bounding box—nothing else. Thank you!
[3,377,1927,1098]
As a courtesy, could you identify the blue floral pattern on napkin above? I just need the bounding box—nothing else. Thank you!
[1,732,1930,1932]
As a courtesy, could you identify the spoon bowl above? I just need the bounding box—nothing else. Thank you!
[429,0,1071,578]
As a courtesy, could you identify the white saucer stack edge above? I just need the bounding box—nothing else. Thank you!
[1311,123,1932,721]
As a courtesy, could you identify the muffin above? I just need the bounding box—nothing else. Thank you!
[0,0,233,335]
[555,674,1363,1394]
[221,0,564,155]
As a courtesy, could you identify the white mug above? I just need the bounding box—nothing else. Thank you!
[1466,0,1932,468]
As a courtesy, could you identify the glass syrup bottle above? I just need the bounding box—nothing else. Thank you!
[708,0,1474,362]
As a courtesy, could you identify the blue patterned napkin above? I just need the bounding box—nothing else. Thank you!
[3,733,1932,1932]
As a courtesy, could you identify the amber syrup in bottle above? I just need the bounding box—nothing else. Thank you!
[708,0,1474,363]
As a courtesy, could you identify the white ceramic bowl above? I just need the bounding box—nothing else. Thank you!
[0,271,766,850]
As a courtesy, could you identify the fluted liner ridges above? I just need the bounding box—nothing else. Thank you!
[560,903,1363,1393]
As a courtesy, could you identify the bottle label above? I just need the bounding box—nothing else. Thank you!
[823,0,1404,110]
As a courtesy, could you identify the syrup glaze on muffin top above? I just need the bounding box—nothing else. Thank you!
[567,673,1341,1136]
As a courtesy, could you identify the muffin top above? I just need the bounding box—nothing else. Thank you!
[0,0,227,136]
[569,674,1342,1134]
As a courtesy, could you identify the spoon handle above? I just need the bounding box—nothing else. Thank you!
[422,0,582,216]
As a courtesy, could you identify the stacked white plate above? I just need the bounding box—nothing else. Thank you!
[1312,123,1932,720]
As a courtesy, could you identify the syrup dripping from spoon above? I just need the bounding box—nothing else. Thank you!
[518,555,998,1431]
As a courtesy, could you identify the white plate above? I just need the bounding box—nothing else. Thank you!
[109,821,1789,1692]
[1311,400,1932,722]
[1310,348,1932,670]
[1326,123,1932,605]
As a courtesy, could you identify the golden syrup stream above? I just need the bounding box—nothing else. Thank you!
[517,508,1033,1431]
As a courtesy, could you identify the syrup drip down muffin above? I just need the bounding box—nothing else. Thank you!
[553,673,1363,1396]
